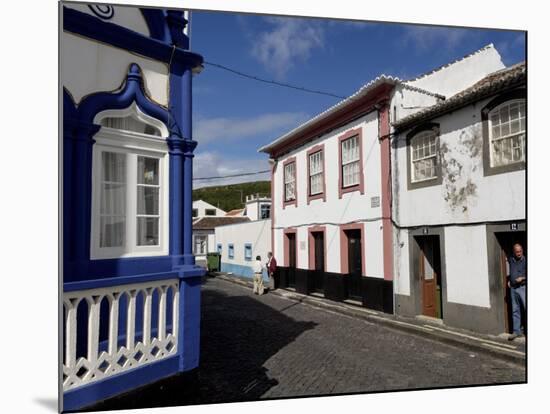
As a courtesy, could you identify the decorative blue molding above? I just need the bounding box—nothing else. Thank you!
[63,6,202,68]
[166,10,189,49]
[140,8,172,43]
[78,63,169,126]
[88,4,114,20]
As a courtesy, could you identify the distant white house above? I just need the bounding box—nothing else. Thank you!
[192,199,226,218]
[215,194,272,278]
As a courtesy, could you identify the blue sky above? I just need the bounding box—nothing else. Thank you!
[190,11,525,188]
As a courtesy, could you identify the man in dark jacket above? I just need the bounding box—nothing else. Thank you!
[266,252,277,292]
[508,243,526,340]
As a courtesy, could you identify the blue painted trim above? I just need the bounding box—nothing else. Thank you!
[63,354,180,411]
[87,4,114,20]
[140,8,172,43]
[77,63,169,126]
[63,271,179,292]
[63,7,202,68]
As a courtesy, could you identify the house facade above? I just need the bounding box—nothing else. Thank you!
[391,62,526,334]
[215,194,272,279]
[259,45,518,325]
[61,3,204,410]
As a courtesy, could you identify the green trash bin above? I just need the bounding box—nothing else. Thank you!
[206,252,221,272]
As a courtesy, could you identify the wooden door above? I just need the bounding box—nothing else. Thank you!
[419,237,438,318]
[313,232,325,292]
[347,230,363,300]
[287,233,296,287]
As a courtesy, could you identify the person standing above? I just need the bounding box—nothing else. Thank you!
[253,255,265,295]
[266,252,277,292]
[508,243,526,341]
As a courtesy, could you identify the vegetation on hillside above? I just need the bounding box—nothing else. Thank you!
[193,181,271,212]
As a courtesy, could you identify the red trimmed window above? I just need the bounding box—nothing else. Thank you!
[338,128,364,198]
[283,158,297,208]
[307,144,325,203]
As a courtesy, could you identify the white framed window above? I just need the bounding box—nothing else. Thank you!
[284,162,296,202]
[194,235,207,255]
[489,100,526,167]
[309,150,324,195]
[90,104,169,259]
[341,136,360,187]
[410,130,438,183]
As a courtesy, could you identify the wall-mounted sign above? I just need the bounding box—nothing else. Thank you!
[371,196,380,208]
[422,227,429,235]
[300,241,306,250]
[510,223,518,230]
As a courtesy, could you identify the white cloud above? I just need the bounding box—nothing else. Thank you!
[251,17,325,79]
[193,151,271,189]
[400,25,471,52]
[194,112,309,145]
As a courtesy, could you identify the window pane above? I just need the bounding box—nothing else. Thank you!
[100,216,125,248]
[137,187,159,215]
[137,217,159,246]
[137,157,159,185]
[102,152,125,182]
[101,183,125,215]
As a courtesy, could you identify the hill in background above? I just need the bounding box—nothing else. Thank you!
[193,181,271,212]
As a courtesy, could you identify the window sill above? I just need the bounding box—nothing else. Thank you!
[339,184,363,198]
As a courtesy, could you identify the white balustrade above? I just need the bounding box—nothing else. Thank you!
[62,278,179,391]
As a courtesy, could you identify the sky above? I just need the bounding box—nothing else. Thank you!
[189,11,525,188]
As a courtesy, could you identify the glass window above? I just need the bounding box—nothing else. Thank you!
[411,131,438,182]
[284,162,296,202]
[194,235,207,255]
[192,208,198,218]
[489,100,526,167]
[100,152,126,248]
[244,244,252,261]
[205,208,216,216]
[101,115,161,136]
[341,136,360,187]
[260,204,271,219]
[228,244,234,259]
[136,157,160,246]
[309,150,324,195]
[217,243,222,254]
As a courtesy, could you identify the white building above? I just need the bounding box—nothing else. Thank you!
[391,61,526,335]
[192,199,226,218]
[258,44,514,319]
[215,194,272,278]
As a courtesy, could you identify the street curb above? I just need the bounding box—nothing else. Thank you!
[210,273,526,366]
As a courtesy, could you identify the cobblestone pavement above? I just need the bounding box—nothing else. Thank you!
[86,276,526,411]
[197,277,525,404]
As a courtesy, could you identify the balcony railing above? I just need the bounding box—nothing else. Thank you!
[62,278,179,391]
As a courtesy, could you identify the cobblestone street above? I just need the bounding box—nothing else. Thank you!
[87,276,526,411]
[196,277,525,403]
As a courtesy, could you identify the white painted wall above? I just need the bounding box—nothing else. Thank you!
[65,3,151,38]
[404,45,505,97]
[393,228,410,296]
[393,95,525,227]
[61,32,169,106]
[444,225,491,308]
[272,111,385,278]
[192,229,215,263]
[215,219,271,274]
[192,200,226,217]
[244,196,271,221]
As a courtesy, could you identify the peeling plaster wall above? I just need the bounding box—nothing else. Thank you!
[394,96,525,226]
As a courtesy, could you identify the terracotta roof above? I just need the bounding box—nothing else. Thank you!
[225,209,244,216]
[393,61,526,131]
[193,216,250,230]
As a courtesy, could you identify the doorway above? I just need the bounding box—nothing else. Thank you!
[495,231,526,334]
[286,232,296,288]
[312,231,325,293]
[346,229,363,301]
[415,236,443,319]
